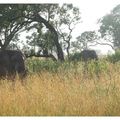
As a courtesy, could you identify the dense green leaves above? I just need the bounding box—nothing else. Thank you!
[24,4,81,60]
[99,4,120,50]
[0,4,65,60]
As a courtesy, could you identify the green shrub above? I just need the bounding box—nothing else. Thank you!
[26,57,111,79]
[107,50,120,63]
[26,58,61,73]
[69,52,82,61]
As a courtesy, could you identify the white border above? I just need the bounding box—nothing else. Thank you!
[0,117,119,119]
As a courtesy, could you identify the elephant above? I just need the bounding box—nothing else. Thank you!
[80,50,98,61]
[0,50,27,82]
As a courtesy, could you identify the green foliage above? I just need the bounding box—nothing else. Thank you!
[0,4,81,61]
[99,4,120,49]
[27,58,61,73]
[69,52,82,61]
[76,31,98,50]
[26,57,110,80]
[27,58,73,73]
[71,31,98,52]
[107,50,120,63]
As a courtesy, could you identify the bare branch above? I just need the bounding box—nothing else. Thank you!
[96,41,115,50]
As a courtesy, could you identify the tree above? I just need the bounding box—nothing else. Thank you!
[0,4,64,61]
[99,4,120,50]
[24,4,81,61]
[25,4,65,61]
[71,31,98,52]
[7,34,21,50]
[55,4,81,60]
[25,16,57,60]
[26,25,57,61]
[0,5,30,50]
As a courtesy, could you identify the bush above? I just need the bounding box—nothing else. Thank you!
[26,56,111,79]
[26,58,61,73]
[69,52,82,61]
[107,50,120,63]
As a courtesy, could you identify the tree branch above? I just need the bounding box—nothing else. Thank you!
[25,13,64,61]
[25,53,57,61]
[96,41,115,50]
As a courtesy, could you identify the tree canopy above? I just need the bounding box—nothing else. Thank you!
[0,4,81,61]
[0,4,63,61]
[99,4,120,50]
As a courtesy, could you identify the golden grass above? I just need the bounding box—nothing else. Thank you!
[0,63,120,116]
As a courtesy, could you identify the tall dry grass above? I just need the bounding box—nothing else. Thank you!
[0,61,120,116]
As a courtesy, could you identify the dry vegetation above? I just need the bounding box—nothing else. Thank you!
[0,61,120,116]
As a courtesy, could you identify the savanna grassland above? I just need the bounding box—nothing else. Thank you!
[0,59,120,116]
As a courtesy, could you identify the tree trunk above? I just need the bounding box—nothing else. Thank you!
[66,41,70,61]
[1,32,15,50]
[29,13,64,61]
